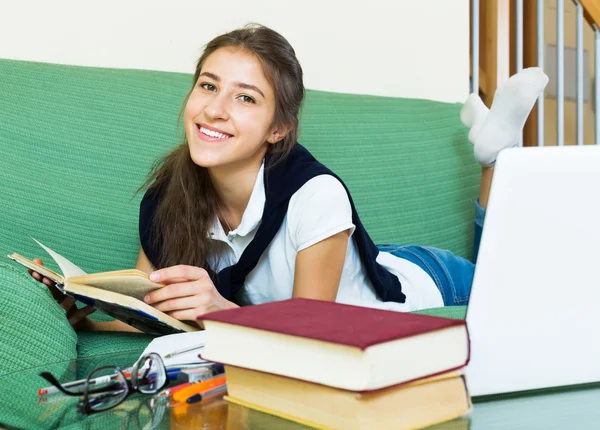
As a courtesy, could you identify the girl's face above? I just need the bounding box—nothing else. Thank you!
[184,47,285,170]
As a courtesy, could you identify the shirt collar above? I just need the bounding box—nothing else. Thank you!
[209,162,265,242]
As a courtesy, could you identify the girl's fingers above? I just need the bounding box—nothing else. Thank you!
[152,296,199,313]
[59,296,76,311]
[68,306,95,326]
[30,259,44,279]
[167,309,203,322]
[29,259,56,287]
[47,285,64,302]
[154,276,190,284]
[27,257,92,323]
[150,265,209,284]
[144,281,202,304]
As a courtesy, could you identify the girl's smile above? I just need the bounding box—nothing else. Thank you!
[196,123,234,142]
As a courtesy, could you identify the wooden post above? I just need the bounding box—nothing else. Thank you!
[480,0,511,107]
[481,0,497,106]
[514,0,540,147]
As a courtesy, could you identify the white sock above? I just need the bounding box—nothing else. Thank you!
[460,93,489,145]
[464,67,549,167]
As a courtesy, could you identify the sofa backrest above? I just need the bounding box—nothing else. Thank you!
[0,59,479,275]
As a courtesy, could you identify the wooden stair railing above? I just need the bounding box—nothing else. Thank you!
[579,0,600,29]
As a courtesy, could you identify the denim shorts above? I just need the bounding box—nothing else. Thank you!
[377,200,486,306]
[377,244,474,306]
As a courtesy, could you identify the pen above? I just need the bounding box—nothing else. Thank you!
[122,369,180,379]
[208,363,224,374]
[166,363,223,382]
[191,362,224,375]
[156,378,195,400]
[160,370,215,397]
[156,363,225,398]
[163,344,205,359]
[186,383,228,404]
[38,374,119,396]
[172,375,227,404]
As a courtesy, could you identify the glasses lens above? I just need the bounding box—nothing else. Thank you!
[86,367,128,412]
[136,354,166,394]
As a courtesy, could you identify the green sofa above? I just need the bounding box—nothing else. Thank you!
[0,58,479,377]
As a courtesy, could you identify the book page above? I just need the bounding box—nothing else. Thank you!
[32,237,87,278]
[7,253,65,286]
[67,270,163,301]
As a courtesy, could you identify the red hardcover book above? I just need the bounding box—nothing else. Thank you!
[200,298,470,392]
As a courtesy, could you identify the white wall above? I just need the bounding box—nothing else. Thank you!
[1,0,469,103]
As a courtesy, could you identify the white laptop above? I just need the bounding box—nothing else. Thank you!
[465,144,600,397]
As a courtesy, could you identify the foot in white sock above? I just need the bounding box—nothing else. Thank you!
[465,67,549,167]
[460,93,489,145]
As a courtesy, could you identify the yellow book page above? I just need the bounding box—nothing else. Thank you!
[225,366,471,430]
[7,253,65,285]
[67,270,163,301]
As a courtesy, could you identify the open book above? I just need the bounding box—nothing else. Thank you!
[8,238,200,336]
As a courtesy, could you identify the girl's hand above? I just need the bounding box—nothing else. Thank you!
[28,258,96,329]
[143,265,238,323]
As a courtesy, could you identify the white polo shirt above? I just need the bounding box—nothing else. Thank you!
[208,163,443,312]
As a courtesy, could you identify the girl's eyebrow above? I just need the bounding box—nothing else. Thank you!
[235,82,265,99]
[199,71,265,99]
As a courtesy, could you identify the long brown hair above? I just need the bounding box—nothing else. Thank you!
[139,24,305,273]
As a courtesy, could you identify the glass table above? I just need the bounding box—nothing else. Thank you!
[2,351,600,429]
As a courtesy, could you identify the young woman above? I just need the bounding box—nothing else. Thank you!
[30,25,548,331]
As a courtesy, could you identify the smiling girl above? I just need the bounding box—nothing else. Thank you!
[31,24,548,331]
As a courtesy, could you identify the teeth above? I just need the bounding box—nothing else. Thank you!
[199,126,230,139]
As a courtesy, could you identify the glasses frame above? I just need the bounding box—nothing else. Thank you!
[39,352,169,415]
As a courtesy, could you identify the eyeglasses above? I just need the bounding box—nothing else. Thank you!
[39,352,169,414]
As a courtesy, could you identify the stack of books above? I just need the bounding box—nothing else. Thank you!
[200,298,471,429]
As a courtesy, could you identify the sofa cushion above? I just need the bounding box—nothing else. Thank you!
[76,331,155,360]
[0,59,189,277]
[0,263,77,376]
[412,305,467,320]
[300,92,481,258]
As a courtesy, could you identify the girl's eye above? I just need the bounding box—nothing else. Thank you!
[200,83,216,91]
[238,95,256,104]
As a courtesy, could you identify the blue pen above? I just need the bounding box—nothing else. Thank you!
[207,363,224,375]
[195,355,224,375]
[167,369,182,380]
[167,363,225,384]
